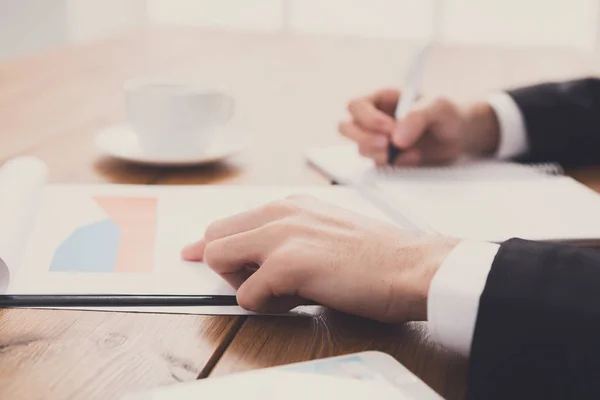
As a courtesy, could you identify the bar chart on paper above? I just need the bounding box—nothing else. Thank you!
[49,196,157,273]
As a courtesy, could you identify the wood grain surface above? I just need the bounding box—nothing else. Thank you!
[0,310,242,400]
[211,312,469,399]
[0,27,596,400]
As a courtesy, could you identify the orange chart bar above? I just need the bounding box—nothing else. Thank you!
[94,196,157,273]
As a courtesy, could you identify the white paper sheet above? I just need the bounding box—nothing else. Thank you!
[0,157,47,292]
[5,178,393,315]
[123,351,443,400]
[123,370,404,400]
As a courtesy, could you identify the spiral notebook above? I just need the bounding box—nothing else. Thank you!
[306,144,564,184]
[306,144,600,246]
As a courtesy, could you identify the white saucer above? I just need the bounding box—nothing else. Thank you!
[94,124,244,166]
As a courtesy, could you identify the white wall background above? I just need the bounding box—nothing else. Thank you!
[1,0,599,60]
[0,0,67,59]
[66,0,146,43]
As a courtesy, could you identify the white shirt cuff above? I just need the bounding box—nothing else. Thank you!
[487,92,529,159]
[427,241,500,356]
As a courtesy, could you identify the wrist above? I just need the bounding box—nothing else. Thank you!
[405,238,462,321]
[461,101,501,157]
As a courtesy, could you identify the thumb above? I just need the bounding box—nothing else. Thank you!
[392,97,454,148]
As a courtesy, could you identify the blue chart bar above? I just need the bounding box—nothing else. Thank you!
[50,219,121,273]
[49,196,158,274]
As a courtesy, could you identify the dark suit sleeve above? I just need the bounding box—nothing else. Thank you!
[506,77,600,167]
[467,238,600,399]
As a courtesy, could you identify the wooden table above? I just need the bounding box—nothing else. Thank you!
[0,27,596,400]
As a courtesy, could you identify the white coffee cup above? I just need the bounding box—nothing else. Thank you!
[125,79,235,157]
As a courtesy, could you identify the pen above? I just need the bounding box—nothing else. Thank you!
[387,42,432,165]
[0,294,319,308]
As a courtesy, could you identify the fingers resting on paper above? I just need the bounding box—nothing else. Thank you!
[182,194,460,322]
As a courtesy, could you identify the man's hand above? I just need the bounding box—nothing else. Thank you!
[182,195,460,323]
[338,88,500,166]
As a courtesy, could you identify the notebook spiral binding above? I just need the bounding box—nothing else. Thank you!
[527,162,564,176]
[374,161,564,178]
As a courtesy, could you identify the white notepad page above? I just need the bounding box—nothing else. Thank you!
[377,177,600,243]
[307,144,600,244]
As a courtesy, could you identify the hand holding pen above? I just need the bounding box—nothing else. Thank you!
[338,45,500,166]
